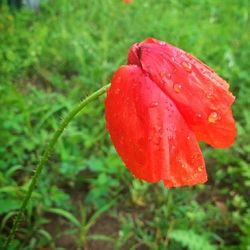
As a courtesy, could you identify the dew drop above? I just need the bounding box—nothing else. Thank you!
[187,136,190,140]
[150,101,159,107]
[208,111,218,123]
[206,92,213,99]
[191,153,202,165]
[181,61,192,72]
[173,83,182,93]
[206,87,214,99]
[193,113,202,122]
[198,166,203,172]
[162,72,172,84]
[178,159,186,169]
[149,126,162,145]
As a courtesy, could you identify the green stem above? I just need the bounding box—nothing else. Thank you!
[4,84,110,248]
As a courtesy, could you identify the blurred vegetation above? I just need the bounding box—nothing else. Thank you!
[0,0,250,249]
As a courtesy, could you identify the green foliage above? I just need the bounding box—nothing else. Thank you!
[240,209,250,249]
[0,200,20,215]
[169,230,216,250]
[0,0,249,249]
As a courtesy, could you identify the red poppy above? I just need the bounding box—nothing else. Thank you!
[123,0,133,3]
[105,38,236,188]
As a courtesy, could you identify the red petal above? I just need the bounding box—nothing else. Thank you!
[128,38,236,148]
[105,65,207,187]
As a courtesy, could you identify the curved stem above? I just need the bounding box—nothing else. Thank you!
[4,84,110,247]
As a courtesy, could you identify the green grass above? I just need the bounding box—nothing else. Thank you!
[0,0,250,249]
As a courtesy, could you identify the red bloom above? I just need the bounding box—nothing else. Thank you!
[105,38,236,188]
[123,0,133,3]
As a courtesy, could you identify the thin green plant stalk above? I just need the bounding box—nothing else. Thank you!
[4,84,111,248]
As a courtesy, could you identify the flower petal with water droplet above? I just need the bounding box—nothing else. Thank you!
[129,38,236,148]
[105,65,207,186]
[105,37,236,188]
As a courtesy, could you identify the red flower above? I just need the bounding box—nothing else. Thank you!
[123,0,133,3]
[105,38,236,188]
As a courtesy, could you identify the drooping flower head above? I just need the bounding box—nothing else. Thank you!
[105,38,236,188]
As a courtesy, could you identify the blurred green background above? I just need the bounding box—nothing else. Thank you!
[0,0,250,249]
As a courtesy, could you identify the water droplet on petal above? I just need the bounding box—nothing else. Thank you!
[181,61,192,72]
[161,73,171,84]
[206,92,213,99]
[191,153,202,165]
[198,166,203,172]
[193,113,202,122]
[187,136,190,140]
[208,111,218,123]
[150,102,159,107]
[177,159,186,169]
[149,126,162,145]
[161,71,171,78]
[206,87,214,99]
[181,164,185,169]
[162,72,172,84]
[173,83,182,93]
